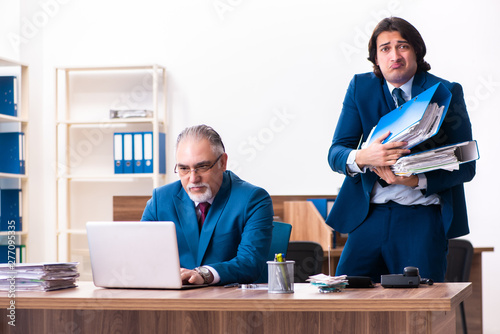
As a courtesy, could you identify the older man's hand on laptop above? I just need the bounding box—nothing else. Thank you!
[180,267,214,285]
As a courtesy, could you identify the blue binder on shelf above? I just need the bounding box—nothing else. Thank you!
[143,132,153,173]
[159,132,166,174]
[0,132,25,174]
[123,133,134,174]
[0,245,26,263]
[113,133,124,174]
[142,132,166,174]
[0,76,18,117]
[0,188,22,232]
[133,132,144,173]
[364,82,452,149]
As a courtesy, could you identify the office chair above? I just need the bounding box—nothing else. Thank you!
[286,241,324,283]
[445,238,474,334]
[254,221,292,283]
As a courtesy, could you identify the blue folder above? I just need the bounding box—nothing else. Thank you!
[142,132,166,174]
[113,133,124,174]
[143,132,153,173]
[0,132,25,174]
[365,82,452,148]
[123,133,134,173]
[0,188,22,232]
[0,76,18,117]
[159,132,166,174]
[0,245,25,263]
[133,132,144,173]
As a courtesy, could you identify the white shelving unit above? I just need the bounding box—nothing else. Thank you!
[0,57,29,262]
[55,65,167,278]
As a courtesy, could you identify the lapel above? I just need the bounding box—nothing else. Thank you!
[196,171,231,265]
[174,188,200,259]
[382,80,397,114]
[411,71,428,98]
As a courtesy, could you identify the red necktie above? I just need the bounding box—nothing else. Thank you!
[198,202,210,230]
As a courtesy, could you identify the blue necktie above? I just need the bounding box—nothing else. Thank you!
[393,88,406,107]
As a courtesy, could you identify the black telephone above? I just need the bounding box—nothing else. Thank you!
[381,266,433,288]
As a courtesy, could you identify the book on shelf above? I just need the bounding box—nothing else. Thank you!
[0,244,25,264]
[0,132,25,174]
[0,76,18,117]
[0,188,22,232]
[0,262,79,291]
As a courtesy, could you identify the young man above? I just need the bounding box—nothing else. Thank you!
[141,125,274,285]
[326,17,475,282]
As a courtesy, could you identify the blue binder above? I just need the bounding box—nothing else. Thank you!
[142,132,166,174]
[159,132,166,174]
[143,132,154,173]
[0,76,18,117]
[123,133,134,173]
[113,133,124,174]
[0,132,25,174]
[133,132,144,173]
[0,188,22,232]
[365,83,452,148]
[0,245,26,263]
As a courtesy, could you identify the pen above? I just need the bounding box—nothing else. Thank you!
[224,283,239,288]
[275,253,289,291]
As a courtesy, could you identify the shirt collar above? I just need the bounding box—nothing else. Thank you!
[195,198,214,207]
[387,76,414,101]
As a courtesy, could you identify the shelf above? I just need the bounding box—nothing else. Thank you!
[57,173,166,181]
[57,229,87,235]
[56,118,163,126]
[0,114,28,123]
[55,64,168,268]
[0,57,29,263]
[0,172,28,179]
[57,64,164,72]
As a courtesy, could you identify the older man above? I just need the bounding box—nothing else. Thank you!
[141,124,274,285]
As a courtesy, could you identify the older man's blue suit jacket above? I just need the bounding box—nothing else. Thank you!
[141,170,274,285]
[325,71,475,239]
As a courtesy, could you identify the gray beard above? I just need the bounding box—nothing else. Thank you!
[187,183,213,203]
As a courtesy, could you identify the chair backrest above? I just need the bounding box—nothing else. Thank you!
[254,221,292,283]
[445,239,474,282]
[286,241,324,283]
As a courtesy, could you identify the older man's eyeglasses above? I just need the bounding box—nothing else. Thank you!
[174,154,223,176]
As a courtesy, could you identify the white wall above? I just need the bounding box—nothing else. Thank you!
[3,0,499,332]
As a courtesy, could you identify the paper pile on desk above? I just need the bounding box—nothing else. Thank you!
[0,262,79,291]
[307,274,348,292]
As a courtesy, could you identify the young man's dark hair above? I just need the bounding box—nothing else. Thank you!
[367,17,431,78]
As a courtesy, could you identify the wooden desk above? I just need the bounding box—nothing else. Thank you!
[0,281,471,334]
[323,246,493,334]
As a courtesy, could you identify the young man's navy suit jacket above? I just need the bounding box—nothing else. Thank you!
[326,71,475,239]
[141,170,274,285]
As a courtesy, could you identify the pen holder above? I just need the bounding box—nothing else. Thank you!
[267,260,294,294]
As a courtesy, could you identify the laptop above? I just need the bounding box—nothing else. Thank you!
[86,221,207,289]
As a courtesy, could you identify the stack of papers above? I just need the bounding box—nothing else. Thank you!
[307,274,348,293]
[391,140,479,176]
[385,103,444,149]
[0,262,79,291]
